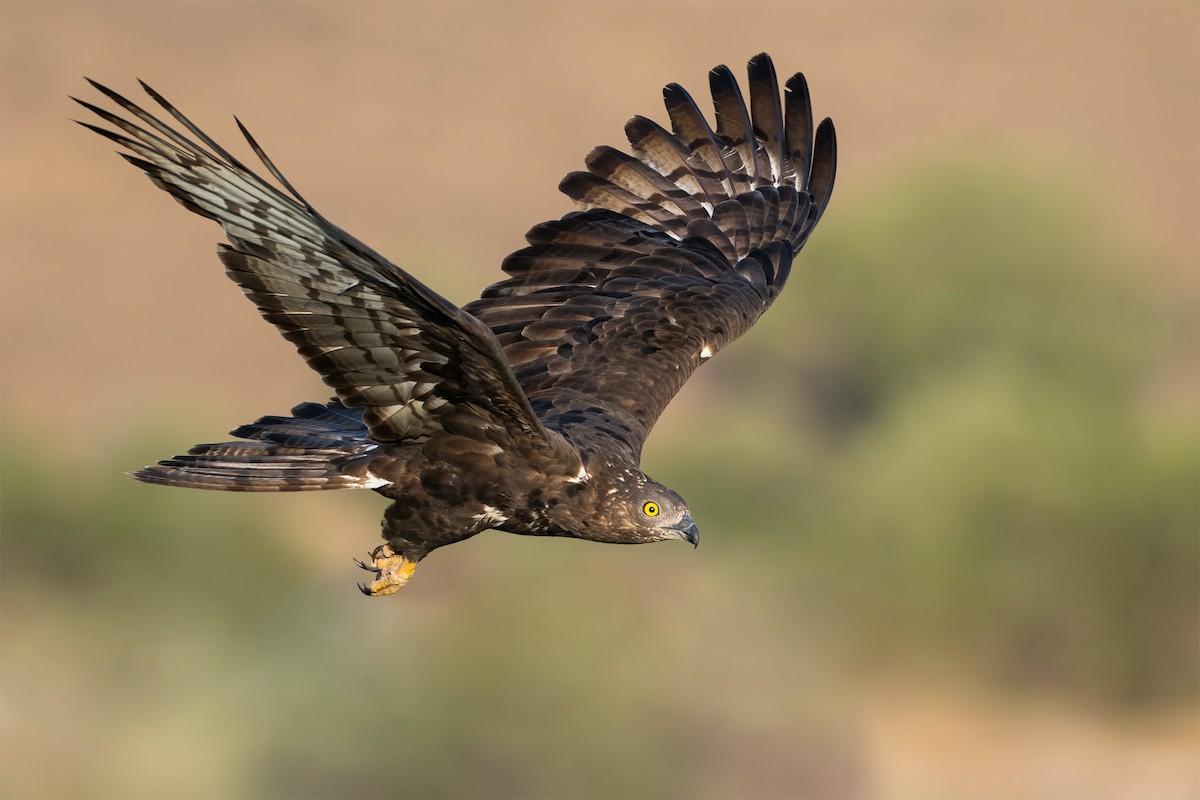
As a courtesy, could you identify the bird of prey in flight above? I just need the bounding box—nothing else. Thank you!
[76,53,836,596]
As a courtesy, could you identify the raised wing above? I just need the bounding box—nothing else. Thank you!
[76,81,551,452]
[463,54,836,462]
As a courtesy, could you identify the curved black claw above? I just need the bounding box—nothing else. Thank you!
[357,582,373,595]
[354,553,380,573]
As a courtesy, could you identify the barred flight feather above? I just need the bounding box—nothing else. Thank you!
[82,53,835,587]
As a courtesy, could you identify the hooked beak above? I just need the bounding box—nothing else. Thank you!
[669,514,700,548]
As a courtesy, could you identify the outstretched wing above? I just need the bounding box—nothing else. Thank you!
[76,81,552,453]
[463,54,836,462]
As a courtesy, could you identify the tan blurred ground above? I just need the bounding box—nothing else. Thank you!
[2,0,1197,442]
[2,2,1198,798]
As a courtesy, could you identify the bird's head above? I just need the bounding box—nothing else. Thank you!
[595,470,699,546]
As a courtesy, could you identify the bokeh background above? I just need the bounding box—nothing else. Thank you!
[2,2,1196,798]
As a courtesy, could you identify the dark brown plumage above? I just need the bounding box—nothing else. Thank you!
[76,54,836,595]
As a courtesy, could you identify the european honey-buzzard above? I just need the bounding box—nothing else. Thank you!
[77,54,836,595]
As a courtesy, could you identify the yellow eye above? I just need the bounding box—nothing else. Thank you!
[642,501,660,517]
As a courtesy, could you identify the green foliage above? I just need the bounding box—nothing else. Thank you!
[794,164,1169,407]
[807,368,1197,702]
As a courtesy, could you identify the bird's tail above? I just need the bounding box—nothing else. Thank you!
[131,400,383,492]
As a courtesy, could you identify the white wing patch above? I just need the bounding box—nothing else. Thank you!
[359,470,390,489]
[473,505,509,528]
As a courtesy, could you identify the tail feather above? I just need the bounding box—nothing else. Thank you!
[131,400,384,492]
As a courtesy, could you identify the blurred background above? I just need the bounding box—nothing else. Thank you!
[2,2,1196,798]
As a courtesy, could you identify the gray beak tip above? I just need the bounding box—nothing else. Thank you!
[672,515,700,548]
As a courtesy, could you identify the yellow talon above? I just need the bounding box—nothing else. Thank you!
[358,544,417,597]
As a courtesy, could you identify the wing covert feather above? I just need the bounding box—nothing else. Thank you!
[464,53,836,462]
